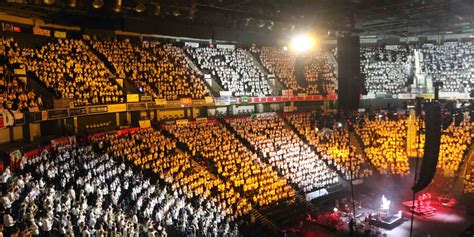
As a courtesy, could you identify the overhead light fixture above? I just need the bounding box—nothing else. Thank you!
[135,2,146,13]
[245,18,251,27]
[172,8,181,17]
[257,20,266,28]
[154,4,161,16]
[187,2,197,20]
[43,0,55,5]
[92,0,104,9]
[290,34,316,53]
[267,21,274,30]
[67,0,77,7]
[113,0,123,13]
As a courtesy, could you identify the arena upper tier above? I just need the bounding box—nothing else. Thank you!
[1,33,472,112]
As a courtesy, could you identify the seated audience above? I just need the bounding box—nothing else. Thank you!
[164,120,295,207]
[355,114,410,175]
[104,128,252,219]
[3,137,238,236]
[251,46,337,95]
[360,45,413,94]
[304,50,338,95]
[25,38,124,107]
[421,42,473,93]
[92,39,208,101]
[228,114,339,193]
[464,160,474,193]
[286,112,372,179]
[415,113,473,172]
[0,38,42,111]
[187,47,272,97]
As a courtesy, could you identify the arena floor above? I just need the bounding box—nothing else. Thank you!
[290,170,474,237]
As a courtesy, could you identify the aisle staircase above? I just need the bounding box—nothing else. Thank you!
[245,50,286,96]
[280,115,346,179]
[84,40,140,94]
[26,72,56,109]
[182,50,223,97]
[159,124,282,236]
[218,118,323,230]
[454,144,474,195]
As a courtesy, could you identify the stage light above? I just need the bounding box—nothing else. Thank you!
[283,46,288,51]
[154,4,161,16]
[338,122,343,128]
[172,9,181,17]
[43,0,55,5]
[113,0,123,13]
[67,0,77,8]
[333,207,338,212]
[267,21,274,30]
[92,0,104,9]
[290,34,316,53]
[135,2,146,13]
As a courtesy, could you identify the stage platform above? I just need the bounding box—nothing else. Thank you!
[402,201,437,216]
[369,214,403,230]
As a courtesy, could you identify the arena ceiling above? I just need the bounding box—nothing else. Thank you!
[0,0,473,37]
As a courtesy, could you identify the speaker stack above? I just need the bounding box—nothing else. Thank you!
[337,35,366,112]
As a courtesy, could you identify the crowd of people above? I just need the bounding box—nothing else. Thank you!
[421,41,473,93]
[2,142,166,236]
[285,112,372,179]
[92,39,208,101]
[24,38,124,107]
[251,46,337,95]
[360,45,413,95]
[227,114,339,193]
[304,51,338,95]
[103,128,252,220]
[1,134,241,236]
[251,46,300,93]
[414,113,473,172]
[186,47,272,97]
[0,37,42,111]
[355,115,410,175]
[465,160,474,194]
[164,120,296,207]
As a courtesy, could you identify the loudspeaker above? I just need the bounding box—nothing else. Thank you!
[337,35,365,112]
[295,56,308,87]
[413,103,441,193]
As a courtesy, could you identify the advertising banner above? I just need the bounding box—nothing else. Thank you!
[155,99,167,105]
[180,98,193,106]
[139,120,151,128]
[33,28,51,37]
[107,104,127,113]
[127,94,139,102]
[54,30,67,38]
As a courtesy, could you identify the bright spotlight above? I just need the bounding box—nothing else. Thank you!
[290,34,315,53]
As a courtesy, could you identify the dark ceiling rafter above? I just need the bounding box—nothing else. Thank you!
[0,0,471,37]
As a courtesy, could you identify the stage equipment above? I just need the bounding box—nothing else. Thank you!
[92,0,104,9]
[412,103,441,193]
[337,34,365,112]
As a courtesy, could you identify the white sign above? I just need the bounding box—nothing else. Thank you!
[216,44,235,49]
[185,42,199,48]
[219,91,232,97]
[306,188,329,201]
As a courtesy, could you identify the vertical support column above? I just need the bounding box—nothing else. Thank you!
[73,117,78,134]
[126,112,132,126]
[22,114,30,143]
[115,113,120,128]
